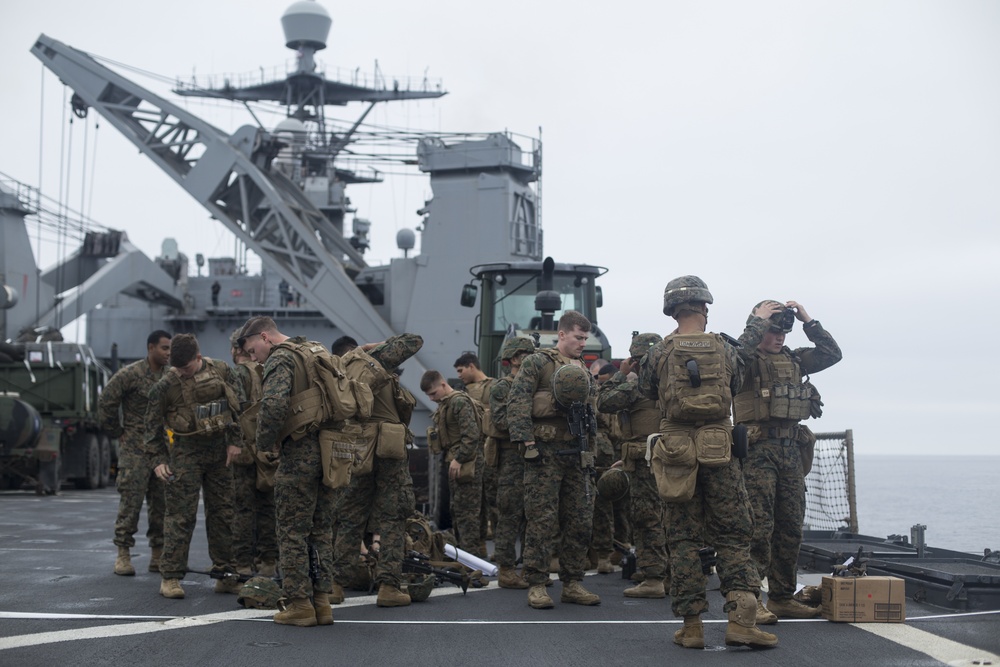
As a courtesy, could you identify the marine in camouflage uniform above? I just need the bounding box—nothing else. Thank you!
[597,334,669,596]
[488,337,534,588]
[589,363,631,573]
[507,310,601,609]
[240,316,338,626]
[735,301,842,621]
[228,334,278,577]
[422,371,484,557]
[99,330,171,575]
[333,334,422,606]
[146,334,241,599]
[636,276,778,648]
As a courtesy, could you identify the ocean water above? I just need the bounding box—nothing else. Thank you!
[853,455,998,554]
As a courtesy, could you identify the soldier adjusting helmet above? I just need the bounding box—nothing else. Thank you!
[237,576,283,609]
[596,467,630,502]
[747,300,795,333]
[629,332,662,359]
[501,336,535,361]
[551,363,591,408]
[663,275,713,317]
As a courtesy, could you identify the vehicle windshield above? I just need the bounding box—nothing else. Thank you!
[486,272,591,333]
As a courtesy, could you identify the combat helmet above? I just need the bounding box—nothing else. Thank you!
[229,327,242,350]
[403,574,435,602]
[551,364,592,408]
[662,276,713,317]
[596,468,630,502]
[629,332,662,359]
[501,336,535,361]
[237,576,283,609]
[747,300,795,333]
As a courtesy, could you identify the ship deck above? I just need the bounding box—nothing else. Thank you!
[1,489,998,666]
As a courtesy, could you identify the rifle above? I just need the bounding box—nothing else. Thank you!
[558,400,597,500]
[189,567,259,584]
[404,551,471,593]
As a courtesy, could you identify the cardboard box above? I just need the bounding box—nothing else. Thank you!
[821,575,906,622]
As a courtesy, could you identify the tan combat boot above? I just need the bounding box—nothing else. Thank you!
[215,576,243,594]
[624,578,666,599]
[756,598,778,624]
[257,560,277,578]
[313,592,334,625]
[528,584,554,609]
[766,597,822,619]
[274,598,318,627]
[673,616,705,649]
[114,547,135,576]
[560,581,601,606]
[724,591,779,648]
[498,567,529,589]
[596,556,615,574]
[330,582,344,605]
[376,583,412,607]
[148,547,162,573]
[159,578,185,599]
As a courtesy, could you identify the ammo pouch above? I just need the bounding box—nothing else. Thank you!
[253,449,278,492]
[649,430,698,503]
[768,384,812,421]
[319,423,362,489]
[796,424,817,476]
[621,440,648,473]
[426,426,442,455]
[239,402,261,444]
[693,424,732,468]
[483,437,499,467]
[531,391,560,419]
[375,422,408,461]
[457,458,477,483]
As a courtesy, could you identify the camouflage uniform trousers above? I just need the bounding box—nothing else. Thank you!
[113,446,165,550]
[333,454,415,589]
[447,452,484,557]
[231,461,277,570]
[627,455,669,581]
[591,448,631,557]
[493,445,526,569]
[481,456,499,541]
[159,438,236,580]
[522,441,595,586]
[665,456,759,618]
[743,438,806,601]
[274,433,335,599]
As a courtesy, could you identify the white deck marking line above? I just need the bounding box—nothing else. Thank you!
[855,622,1000,666]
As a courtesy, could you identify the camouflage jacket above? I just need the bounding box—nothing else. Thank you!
[489,376,514,434]
[230,361,259,409]
[432,391,481,464]
[506,349,589,444]
[144,359,239,463]
[99,358,166,445]
[737,320,842,376]
[597,370,642,415]
[636,318,768,410]
[256,336,306,455]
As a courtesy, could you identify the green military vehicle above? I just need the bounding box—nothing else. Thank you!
[0,341,114,493]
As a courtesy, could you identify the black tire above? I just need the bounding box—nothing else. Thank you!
[75,433,100,490]
[98,435,111,488]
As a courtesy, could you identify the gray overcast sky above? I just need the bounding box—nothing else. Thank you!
[2,1,999,455]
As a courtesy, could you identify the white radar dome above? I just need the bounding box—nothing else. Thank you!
[396,228,416,252]
[281,1,332,51]
[274,117,308,145]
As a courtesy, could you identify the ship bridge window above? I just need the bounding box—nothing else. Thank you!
[487,273,593,333]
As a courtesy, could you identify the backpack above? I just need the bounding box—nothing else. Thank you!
[656,333,732,423]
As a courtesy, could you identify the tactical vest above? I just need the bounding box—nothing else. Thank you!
[733,349,812,426]
[466,378,500,439]
[164,358,238,438]
[618,395,662,441]
[529,348,581,442]
[431,391,483,461]
[239,360,263,405]
[655,333,732,424]
[277,340,374,442]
